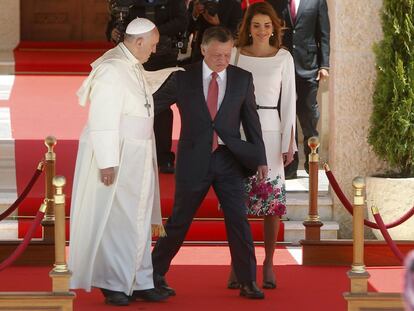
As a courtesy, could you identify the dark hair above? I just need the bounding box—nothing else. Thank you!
[201,26,234,46]
[237,2,284,48]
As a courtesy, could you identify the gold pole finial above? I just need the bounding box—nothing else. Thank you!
[323,162,330,172]
[352,176,365,206]
[53,176,66,199]
[45,136,57,161]
[371,204,379,215]
[308,136,320,163]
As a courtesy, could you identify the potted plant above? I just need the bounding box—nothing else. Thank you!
[366,0,414,239]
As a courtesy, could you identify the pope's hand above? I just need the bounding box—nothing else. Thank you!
[101,167,115,186]
[257,165,268,182]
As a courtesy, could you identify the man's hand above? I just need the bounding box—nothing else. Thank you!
[111,28,122,44]
[100,167,115,186]
[257,165,268,182]
[316,68,329,81]
[202,12,220,26]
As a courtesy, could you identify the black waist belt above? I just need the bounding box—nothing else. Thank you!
[256,105,278,110]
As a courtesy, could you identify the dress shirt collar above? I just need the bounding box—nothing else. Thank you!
[202,60,226,81]
[119,42,140,66]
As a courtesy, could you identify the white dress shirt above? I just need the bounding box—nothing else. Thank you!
[202,61,227,145]
[294,0,301,14]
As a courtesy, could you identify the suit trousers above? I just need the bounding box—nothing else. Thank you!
[152,146,257,283]
[285,75,319,174]
[144,52,178,166]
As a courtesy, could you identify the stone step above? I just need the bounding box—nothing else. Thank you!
[284,220,339,244]
[0,52,15,75]
[0,220,17,240]
[0,140,16,191]
[286,191,333,221]
[0,219,339,244]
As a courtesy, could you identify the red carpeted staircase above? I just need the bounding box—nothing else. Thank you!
[14,41,113,74]
[6,42,284,243]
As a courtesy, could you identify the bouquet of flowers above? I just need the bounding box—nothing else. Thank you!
[244,174,286,217]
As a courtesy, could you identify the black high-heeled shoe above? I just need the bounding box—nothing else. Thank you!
[262,280,277,289]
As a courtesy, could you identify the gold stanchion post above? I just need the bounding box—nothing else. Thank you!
[42,136,56,242]
[347,176,370,293]
[303,136,323,240]
[49,176,72,293]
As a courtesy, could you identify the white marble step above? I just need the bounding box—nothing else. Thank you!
[0,52,15,75]
[286,191,333,221]
[284,220,339,244]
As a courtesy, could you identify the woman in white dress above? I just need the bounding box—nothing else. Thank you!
[228,2,296,289]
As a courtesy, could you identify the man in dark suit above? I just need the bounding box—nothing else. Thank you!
[268,0,330,178]
[188,0,242,62]
[152,26,267,299]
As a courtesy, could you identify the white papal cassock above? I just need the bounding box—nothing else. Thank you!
[68,42,178,295]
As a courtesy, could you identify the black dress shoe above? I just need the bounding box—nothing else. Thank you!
[240,282,265,299]
[132,288,169,302]
[100,289,130,306]
[159,161,175,174]
[227,281,241,289]
[153,273,176,296]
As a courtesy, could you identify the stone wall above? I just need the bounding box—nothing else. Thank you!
[0,0,19,51]
[327,0,387,238]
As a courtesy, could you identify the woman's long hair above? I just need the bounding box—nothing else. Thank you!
[237,2,285,49]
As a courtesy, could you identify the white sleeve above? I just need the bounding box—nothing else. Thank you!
[280,52,297,153]
[88,62,124,169]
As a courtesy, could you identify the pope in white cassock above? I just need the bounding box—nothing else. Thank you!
[68,18,181,306]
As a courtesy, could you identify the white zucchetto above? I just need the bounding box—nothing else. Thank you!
[125,17,156,35]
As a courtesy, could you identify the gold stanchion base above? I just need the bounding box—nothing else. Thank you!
[343,292,404,311]
[0,292,75,311]
[347,270,370,293]
[49,270,72,293]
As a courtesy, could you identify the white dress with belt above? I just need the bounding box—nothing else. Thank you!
[231,48,297,216]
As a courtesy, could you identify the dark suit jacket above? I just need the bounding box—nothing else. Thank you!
[269,0,330,79]
[154,62,267,183]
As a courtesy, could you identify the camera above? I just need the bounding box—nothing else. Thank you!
[108,0,169,43]
[108,0,137,43]
[175,31,189,54]
[199,0,219,16]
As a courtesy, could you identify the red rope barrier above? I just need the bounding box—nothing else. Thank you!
[324,166,414,229]
[0,207,45,272]
[0,161,44,221]
[372,208,405,264]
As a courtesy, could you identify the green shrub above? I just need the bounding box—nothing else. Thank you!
[368,0,414,177]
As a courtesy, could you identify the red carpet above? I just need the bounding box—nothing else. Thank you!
[0,246,405,310]
[2,74,284,241]
[14,42,113,74]
[0,246,364,310]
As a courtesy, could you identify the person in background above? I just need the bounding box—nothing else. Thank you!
[107,0,188,174]
[188,0,242,62]
[268,0,330,179]
[227,1,296,290]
